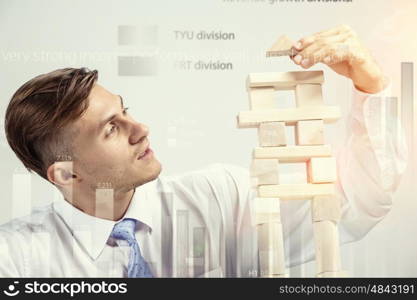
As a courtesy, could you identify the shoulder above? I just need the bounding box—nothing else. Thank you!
[156,163,251,203]
[160,163,249,188]
[0,203,56,245]
[0,204,57,277]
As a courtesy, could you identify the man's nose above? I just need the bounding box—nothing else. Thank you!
[129,122,149,145]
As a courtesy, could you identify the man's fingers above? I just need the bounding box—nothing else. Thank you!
[294,24,354,51]
[315,24,353,38]
[294,36,313,51]
[294,42,353,69]
[292,33,351,67]
[307,44,350,67]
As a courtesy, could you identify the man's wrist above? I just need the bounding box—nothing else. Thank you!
[351,59,388,94]
[353,74,388,94]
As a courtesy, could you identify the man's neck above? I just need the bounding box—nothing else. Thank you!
[64,187,135,221]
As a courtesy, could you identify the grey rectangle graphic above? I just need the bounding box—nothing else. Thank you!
[176,210,189,277]
[193,227,206,277]
[161,192,173,277]
[401,62,414,158]
[118,25,158,46]
[118,56,158,76]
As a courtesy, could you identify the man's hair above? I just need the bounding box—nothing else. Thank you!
[4,67,98,182]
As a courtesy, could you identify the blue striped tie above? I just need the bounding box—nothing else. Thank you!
[110,218,153,278]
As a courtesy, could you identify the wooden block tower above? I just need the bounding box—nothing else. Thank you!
[237,70,347,278]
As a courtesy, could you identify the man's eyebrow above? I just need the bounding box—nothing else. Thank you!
[97,95,125,132]
[118,95,124,108]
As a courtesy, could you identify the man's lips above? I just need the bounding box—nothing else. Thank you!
[137,144,151,160]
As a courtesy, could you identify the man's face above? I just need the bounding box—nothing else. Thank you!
[70,83,161,192]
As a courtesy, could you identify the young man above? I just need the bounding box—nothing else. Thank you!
[0,25,407,277]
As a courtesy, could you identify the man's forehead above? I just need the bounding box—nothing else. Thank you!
[76,84,121,129]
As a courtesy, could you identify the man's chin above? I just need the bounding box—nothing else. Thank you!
[149,160,162,180]
[134,161,162,187]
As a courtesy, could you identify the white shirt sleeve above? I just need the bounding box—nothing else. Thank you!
[219,164,258,277]
[337,82,408,243]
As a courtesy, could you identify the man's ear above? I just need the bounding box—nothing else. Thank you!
[46,161,77,186]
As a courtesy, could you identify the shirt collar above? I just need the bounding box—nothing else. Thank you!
[52,179,157,261]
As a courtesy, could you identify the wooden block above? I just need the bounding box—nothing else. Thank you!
[263,274,289,278]
[296,120,324,145]
[254,197,280,214]
[254,197,281,225]
[307,157,337,183]
[295,84,324,107]
[258,222,286,276]
[259,250,287,277]
[253,145,333,162]
[317,270,348,278]
[266,35,297,57]
[258,222,284,251]
[255,213,281,225]
[247,71,324,90]
[250,176,260,189]
[250,159,279,185]
[312,195,342,222]
[258,122,286,147]
[313,220,342,274]
[249,87,275,110]
[237,106,340,128]
[258,183,335,200]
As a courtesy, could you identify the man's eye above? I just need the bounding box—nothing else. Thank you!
[123,107,129,115]
[107,124,117,136]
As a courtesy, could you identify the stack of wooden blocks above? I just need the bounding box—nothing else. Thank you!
[237,70,347,278]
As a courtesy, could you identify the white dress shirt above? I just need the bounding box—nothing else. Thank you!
[0,84,407,277]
